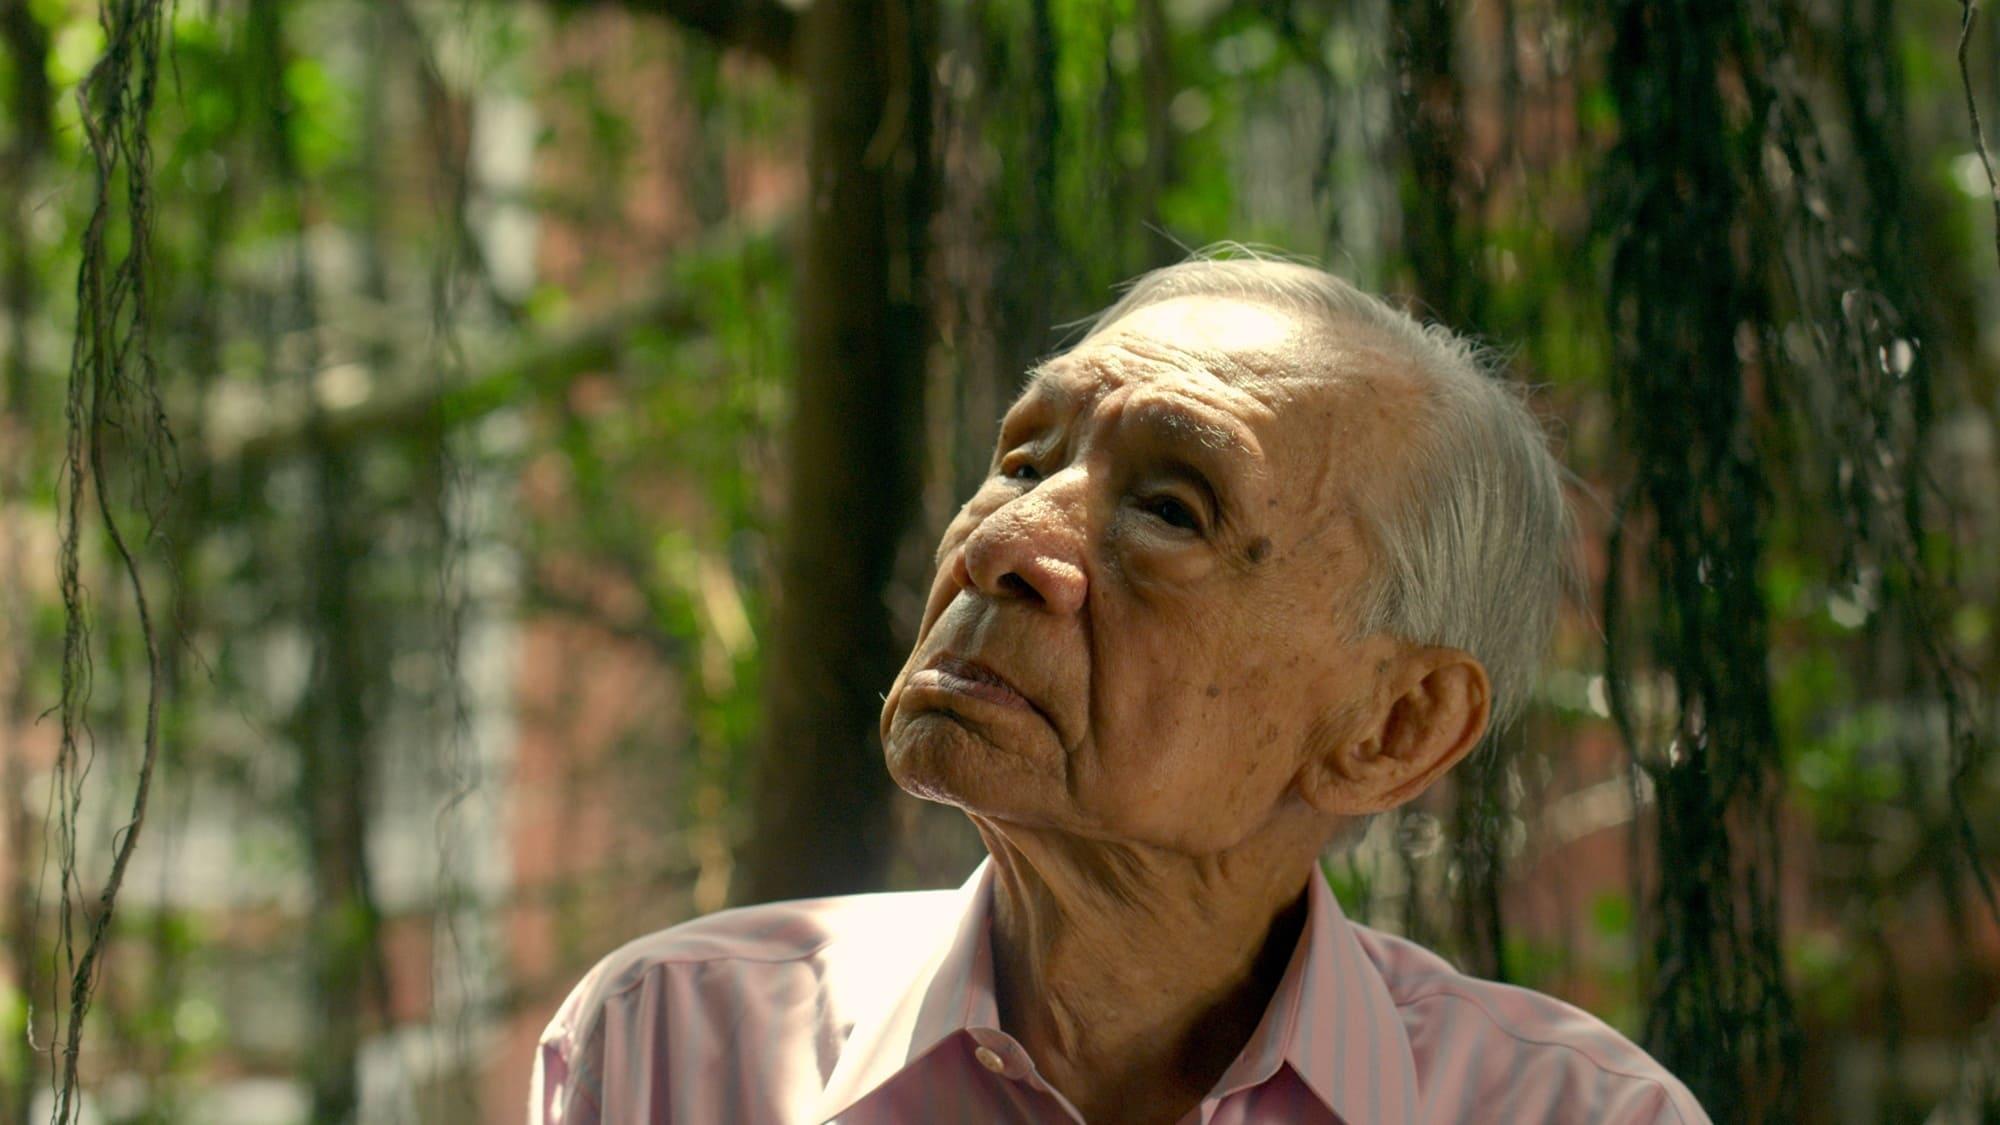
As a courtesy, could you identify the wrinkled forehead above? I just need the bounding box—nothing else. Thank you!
[1012,294,1429,519]
[1085,295,1315,360]
[1021,296,1425,456]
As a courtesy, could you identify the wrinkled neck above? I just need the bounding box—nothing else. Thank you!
[970,817,1320,1125]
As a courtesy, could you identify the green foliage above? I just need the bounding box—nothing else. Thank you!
[0,0,1994,1120]
[1321,854,1375,911]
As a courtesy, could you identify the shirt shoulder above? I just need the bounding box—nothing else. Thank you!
[544,886,960,1027]
[531,886,963,1125]
[1351,924,1711,1125]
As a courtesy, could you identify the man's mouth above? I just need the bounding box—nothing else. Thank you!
[908,654,1034,712]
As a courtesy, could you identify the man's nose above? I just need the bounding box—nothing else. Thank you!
[950,483,1088,616]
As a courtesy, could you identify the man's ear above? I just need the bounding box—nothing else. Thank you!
[1296,645,1492,816]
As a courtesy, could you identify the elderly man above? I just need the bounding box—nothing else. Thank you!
[530,256,1709,1124]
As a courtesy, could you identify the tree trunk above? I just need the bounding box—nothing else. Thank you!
[0,3,51,1120]
[735,0,934,903]
[1599,1,1799,1115]
[296,437,392,1124]
[241,5,395,1116]
[1387,0,1514,982]
[0,0,46,420]
[1389,0,1477,329]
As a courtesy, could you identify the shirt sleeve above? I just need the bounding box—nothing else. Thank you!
[1598,1074,1712,1125]
[528,976,608,1125]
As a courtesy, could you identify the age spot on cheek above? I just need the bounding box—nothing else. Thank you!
[1246,536,1272,564]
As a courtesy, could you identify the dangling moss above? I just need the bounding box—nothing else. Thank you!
[50,1,171,1121]
[1769,2,1999,1107]
[1598,0,1800,1115]
[1603,0,1999,1115]
[1956,1,2000,274]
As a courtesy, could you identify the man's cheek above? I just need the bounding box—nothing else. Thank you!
[915,571,958,637]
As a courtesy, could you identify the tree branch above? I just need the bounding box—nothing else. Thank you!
[546,0,801,74]
[204,221,781,469]
[521,566,690,663]
[210,292,675,468]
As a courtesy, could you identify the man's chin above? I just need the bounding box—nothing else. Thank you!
[883,708,1050,811]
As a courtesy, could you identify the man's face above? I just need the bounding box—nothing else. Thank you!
[879,295,1424,853]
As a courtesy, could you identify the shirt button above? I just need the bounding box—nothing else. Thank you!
[974,1045,1007,1074]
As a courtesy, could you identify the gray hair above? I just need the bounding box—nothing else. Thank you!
[1073,248,1577,740]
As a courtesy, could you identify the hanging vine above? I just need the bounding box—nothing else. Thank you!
[1598,0,1799,1116]
[1754,0,1999,930]
[373,3,487,1104]
[47,0,171,1121]
[1959,1,2000,272]
[1753,20,2000,1104]
[1604,0,2000,1116]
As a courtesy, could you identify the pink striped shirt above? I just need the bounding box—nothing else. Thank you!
[530,858,1708,1124]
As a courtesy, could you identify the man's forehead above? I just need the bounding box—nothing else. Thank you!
[1021,295,1411,402]
[1019,324,1298,409]
[1010,355,1266,464]
[1013,332,1373,436]
[1045,300,1311,392]
[1101,294,1315,358]
[1015,348,1268,432]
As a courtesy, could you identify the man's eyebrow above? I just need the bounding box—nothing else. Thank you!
[994,365,1073,445]
[1131,402,1255,458]
[1016,363,1070,402]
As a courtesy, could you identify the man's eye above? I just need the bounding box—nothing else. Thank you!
[1143,495,1202,532]
[1000,457,1041,482]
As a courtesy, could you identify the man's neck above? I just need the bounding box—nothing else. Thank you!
[971,817,1323,1125]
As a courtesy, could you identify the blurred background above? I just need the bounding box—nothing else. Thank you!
[2,0,1999,1121]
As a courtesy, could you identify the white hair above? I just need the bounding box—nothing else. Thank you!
[1073,247,1577,740]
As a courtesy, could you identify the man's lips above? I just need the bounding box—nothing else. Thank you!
[908,654,1036,713]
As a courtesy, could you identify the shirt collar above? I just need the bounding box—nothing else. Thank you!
[811,856,1419,1125]
[812,859,998,1123]
[1212,864,1421,1124]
